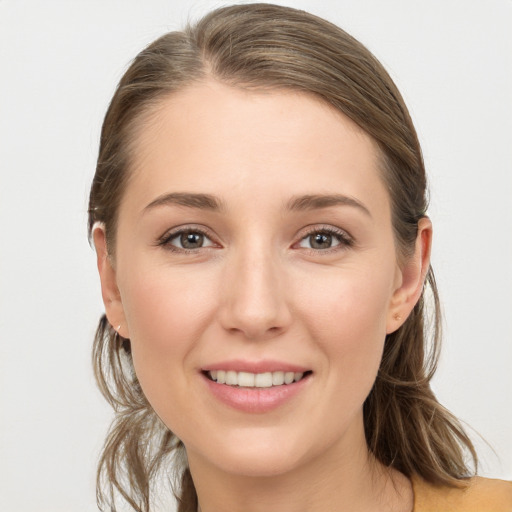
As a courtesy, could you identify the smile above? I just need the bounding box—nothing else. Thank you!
[207,370,308,387]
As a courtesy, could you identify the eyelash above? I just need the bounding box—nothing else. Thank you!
[156,225,354,254]
[157,226,218,253]
[296,226,354,254]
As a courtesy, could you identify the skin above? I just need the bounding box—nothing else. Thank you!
[94,81,431,512]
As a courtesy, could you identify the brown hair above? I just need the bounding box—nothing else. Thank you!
[88,4,477,511]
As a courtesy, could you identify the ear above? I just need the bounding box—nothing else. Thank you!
[92,223,129,338]
[386,217,432,334]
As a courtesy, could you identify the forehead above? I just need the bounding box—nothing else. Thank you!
[123,80,389,216]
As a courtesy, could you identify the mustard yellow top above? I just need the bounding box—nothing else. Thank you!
[412,475,512,512]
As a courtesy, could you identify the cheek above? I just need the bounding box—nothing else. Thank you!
[118,265,216,401]
[295,263,394,386]
[298,264,393,340]
[122,262,213,340]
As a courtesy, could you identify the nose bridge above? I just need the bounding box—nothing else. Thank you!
[220,237,290,339]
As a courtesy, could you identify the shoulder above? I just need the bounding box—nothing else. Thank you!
[412,474,512,512]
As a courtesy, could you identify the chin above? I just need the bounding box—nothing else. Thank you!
[214,448,306,478]
[185,425,317,479]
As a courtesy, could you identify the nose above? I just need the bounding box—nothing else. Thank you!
[218,245,292,341]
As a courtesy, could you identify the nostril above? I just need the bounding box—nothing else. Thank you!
[225,324,284,341]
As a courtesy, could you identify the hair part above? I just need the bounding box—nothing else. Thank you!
[88,4,477,511]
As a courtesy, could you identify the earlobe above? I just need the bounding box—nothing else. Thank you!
[386,217,432,334]
[92,223,129,338]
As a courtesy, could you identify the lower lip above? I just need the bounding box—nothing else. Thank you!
[202,373,311,413]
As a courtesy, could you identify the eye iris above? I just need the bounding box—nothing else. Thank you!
[181,232,204,249]
[310,232,332,249]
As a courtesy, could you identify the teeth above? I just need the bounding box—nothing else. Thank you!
[226,371,238,385]
[272,371,285,385]
[255,372,272,388]
[238,371,255,387]
[208,370,305,387]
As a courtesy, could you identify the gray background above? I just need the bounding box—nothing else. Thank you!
[1,1,511,510]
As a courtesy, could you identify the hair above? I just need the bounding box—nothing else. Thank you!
[88,4,477,511]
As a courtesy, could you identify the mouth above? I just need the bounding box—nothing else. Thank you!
[201,363,312,412]
[203,370,312,388]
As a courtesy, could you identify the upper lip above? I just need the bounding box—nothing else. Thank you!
[201,359,310,374]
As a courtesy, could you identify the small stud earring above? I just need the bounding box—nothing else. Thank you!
[393,313,401,322]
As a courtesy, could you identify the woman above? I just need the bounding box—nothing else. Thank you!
[88,4,512,511]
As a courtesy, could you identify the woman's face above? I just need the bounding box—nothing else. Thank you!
[97,81,421,478]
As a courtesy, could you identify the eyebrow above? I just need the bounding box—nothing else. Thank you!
[287,194,372,217]
[143,191,371,217]
[144,192,224,213]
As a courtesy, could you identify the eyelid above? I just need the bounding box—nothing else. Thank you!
[155,223,354,253]
[293,224,354,252]
[156,224,220,251]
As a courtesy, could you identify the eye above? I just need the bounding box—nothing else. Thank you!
[297,227,353,251]
[159,228,216,251]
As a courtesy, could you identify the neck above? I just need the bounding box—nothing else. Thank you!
[187,416,413,512]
